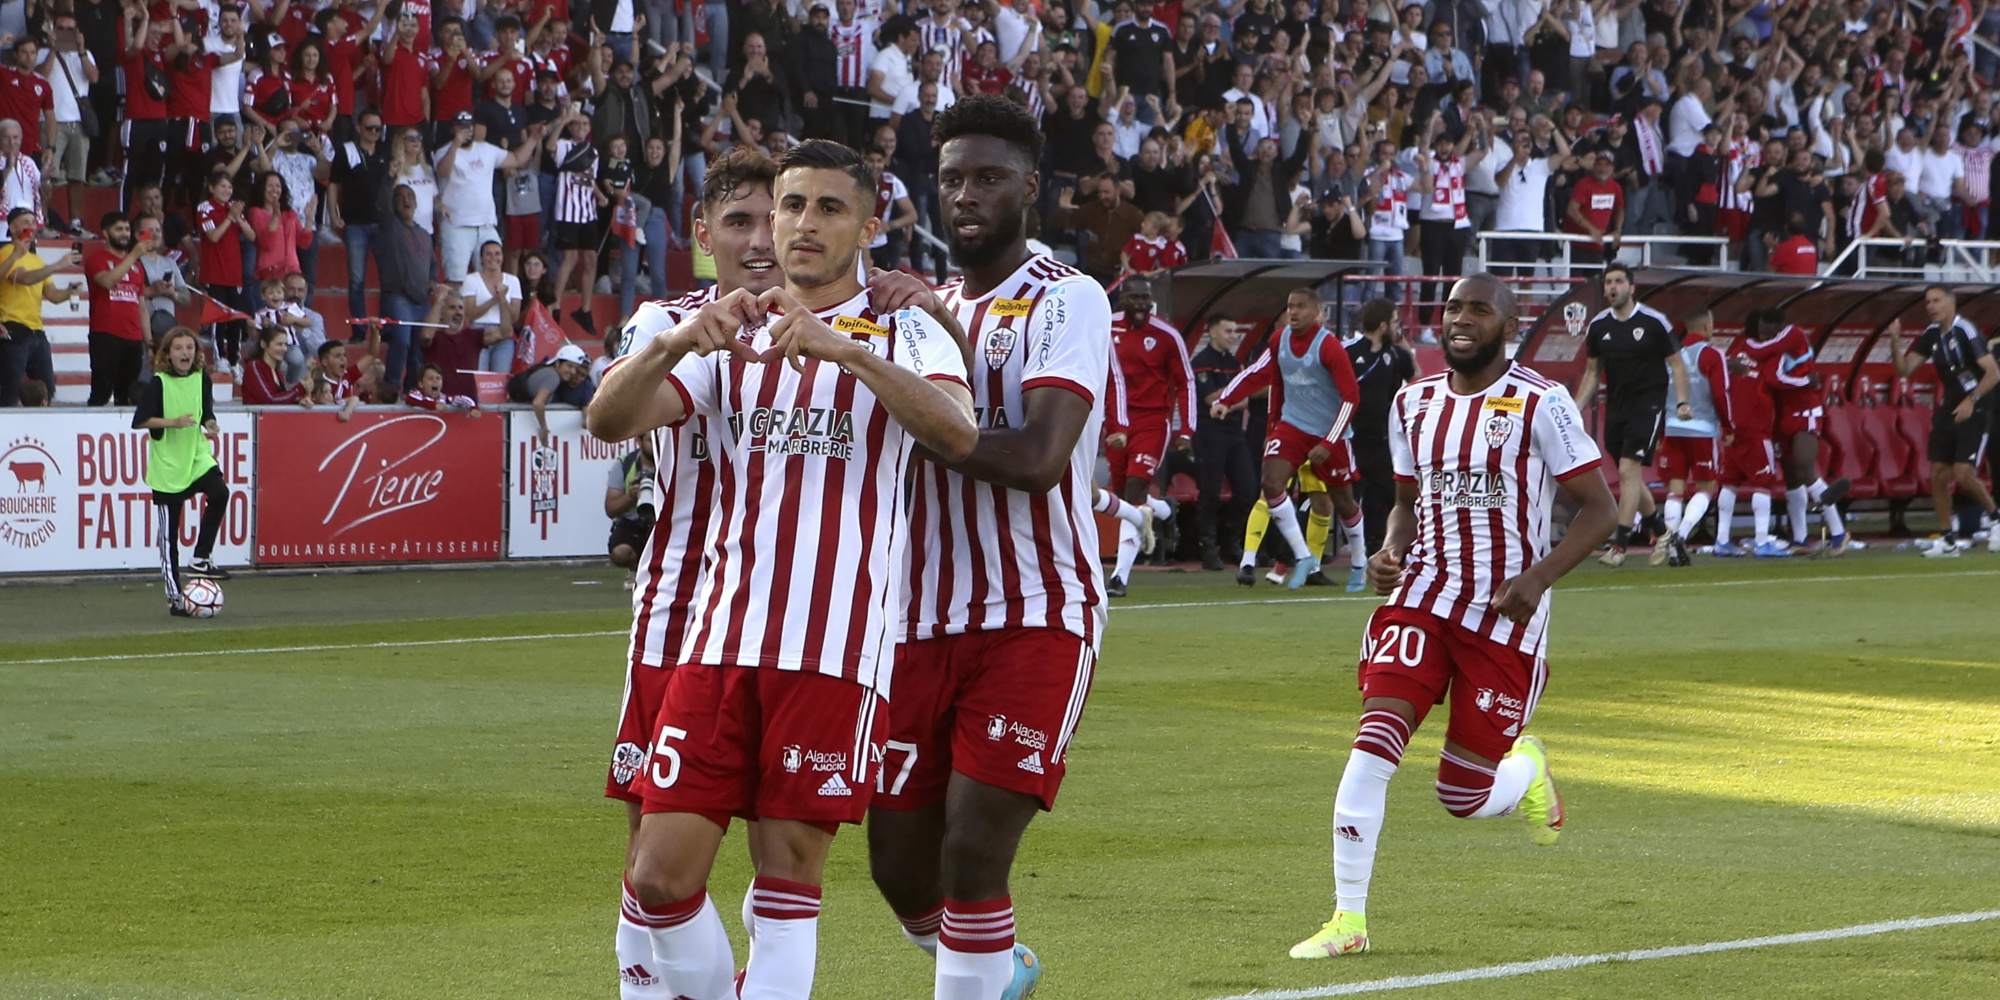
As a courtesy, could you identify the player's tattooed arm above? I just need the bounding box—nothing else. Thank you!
[1492,466,1618,623]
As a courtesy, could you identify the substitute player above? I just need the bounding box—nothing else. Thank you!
[1735,305,1850,553]
[1651,307,1727,568]
[1889,286,2000,555]
[1211,287,1369,591]
[585,146,782,1000]
[1291,274,1617,959]
[1103,276,1194,597]
[1571,263,1689,566]
[621,140,977,1000]
[1713,328,1790,557]
[869,95,1113,1000]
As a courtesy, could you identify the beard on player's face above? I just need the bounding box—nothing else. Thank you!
[946,200,1025,269]
[1444,330,1505,374]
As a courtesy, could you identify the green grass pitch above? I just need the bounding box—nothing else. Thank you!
[2,557,1997,999]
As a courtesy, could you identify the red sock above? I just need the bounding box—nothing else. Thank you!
[1353,710,1413,766]
[899,903,945,938]
[1435,749,1497,818]
[939,896,1015,954]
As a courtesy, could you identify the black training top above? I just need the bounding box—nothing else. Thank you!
[1585,301,1679,405]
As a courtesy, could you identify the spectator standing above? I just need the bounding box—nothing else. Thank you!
[256,120,327,292]
[462,239,522,371]
[431,20,483,140]
[41,16,97,237]
[85,212,153,406]
[0,38,52,179]
[136,216,192,344]
[1111,0,1174,120]
[1414,120,1481,324]
[547,107,604,337]
[389,126,442,234]
[0,119,44,238]
[1362,139,1411,301]
[1053,173,1144,282]
[893,82,943,282]
[1227,135,1311,257]
[624,127,680,306]
[828,0,878,147]
[0,211,79,407]
[209,7,248,134]
[331,110,393,339]
[720,34,786,140]
[1565,150,1624,267]
[1191,315,1258,571]
[381,11,433,132]
[162,21,218,203]
[436,110,540,282]
[1918,126,1968,239]
[247,171,313,286]
[1491,115,1571,275]
[793,4,841,141]
[376,184,440,390]
[197,172,254,370]
[594,55,659,150]
[121,6,173,207]
[867,15,920,127]
[316,6,383,143]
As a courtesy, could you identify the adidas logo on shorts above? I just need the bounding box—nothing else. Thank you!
[1017,752,1044,775]
[817,773,853,797]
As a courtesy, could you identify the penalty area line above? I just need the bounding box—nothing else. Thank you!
[1206,909,2000,1000]
[1113,568,2000,612]
[0,630,629,666]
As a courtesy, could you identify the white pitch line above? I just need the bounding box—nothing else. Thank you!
[1206,909,2000,1000]
[1112,568,2000,611]
[4,568,1992,667]
[0,630,627,666]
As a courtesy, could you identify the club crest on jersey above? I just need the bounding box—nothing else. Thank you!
[987,715,1008,740]
[1631,328,1646,341]
[985,325,1018,369]
[782,745,804,773]
[611,741,647,786]
[1563,301,1587,337]
[1475,688,1496,712]
[1143,335,1157,351]
[1484,413,1515,448]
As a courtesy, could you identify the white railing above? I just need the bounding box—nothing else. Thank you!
[1472,230,1734,280]
[1819,237,2000,282]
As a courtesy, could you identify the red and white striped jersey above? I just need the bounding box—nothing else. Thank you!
[607,288,721,669]
[905,253,1114,647]
[1106,312,1197,436]
[1385,364,1602,657]
[666,289,970,694]
[833,18,875,88]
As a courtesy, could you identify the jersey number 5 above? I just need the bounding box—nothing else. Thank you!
[649,726,690,789]
[1370,623,1428,668]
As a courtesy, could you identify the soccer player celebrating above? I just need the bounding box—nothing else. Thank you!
[1571,263,1689,566]
[870,94,1114,1000]
[1103,276,1195,597]
[1735,304,1850,553]
[1291,274,1617,959]
[1211,287,1370,591]
[1889,286,2000,555]
[1651,307,1728,568]
[585,145,782,1000]
[1713,319,1791,558]
[620,139,977,1000]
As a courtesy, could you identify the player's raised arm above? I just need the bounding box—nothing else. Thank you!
[934,277,1114,492]
[586,290,766,440]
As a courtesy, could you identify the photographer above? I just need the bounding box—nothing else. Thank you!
[435,109,541,283]
[41,15,98,237]
[253,117,328,293]
[604,432,658,577]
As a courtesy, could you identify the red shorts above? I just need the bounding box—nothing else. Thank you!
[505,213,541,250]
[1773,390,1823,439]
[1106,412,1170,491]
[607,660,674,803]
[1264,422,1357,489]
[637,663,886,831]
[1720,435,1783,491]
[874,629,1096,812]
[1654,435,1720,486]
[1356,605,1544,763]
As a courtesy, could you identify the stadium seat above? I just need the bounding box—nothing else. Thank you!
[1168,472,1201,505]
[1893,379,1935,486]
[1820,385,1880,499]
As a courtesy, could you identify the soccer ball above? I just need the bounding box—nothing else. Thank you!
[182,579,225,618]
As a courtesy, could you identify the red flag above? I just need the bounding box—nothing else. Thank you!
[197,295,249,326]
[1206,189,1238,259]
[514,299,565,373]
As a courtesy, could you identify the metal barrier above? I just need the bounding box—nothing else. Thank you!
[1819,237,2000,283]
[1333,272,1588,342]
[1473,230,1734,279]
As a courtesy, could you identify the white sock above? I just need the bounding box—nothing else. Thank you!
[743,877,821,1000]
[897,905,943,957]
[1468,753,1539,819]
[1811,478,1845,537]
[1677,492,1710,538]
[1716,488,1737,545]
[1094,489,1146,529]
[618,889,673,999]
[1343,511,1366,570]
[1333,749,1399,915]
[1786,487,1809,544]
[1113,520,1141,581]
[936,898,1016,1000]
[1753,491,1773,545]
[1145,495,1172,521]
[742,887,757,943]
[636,890,737,1000]
[1663,496,1684,535]
[1268,495,1313,561]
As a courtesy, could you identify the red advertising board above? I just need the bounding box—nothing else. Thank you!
[255,411,504,564]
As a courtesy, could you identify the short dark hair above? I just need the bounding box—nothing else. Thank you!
[1925,282,1956,300]
[932,93,1044,169]
[1601,262,1635,285]
[100,210,129,232]
[880,14,920,42]
[698,145,780,217]
[1358,297,1396,334]
[7,207,33,225]
[317,340,345,361]
[774,138,876,204]
[495,14,522,32]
